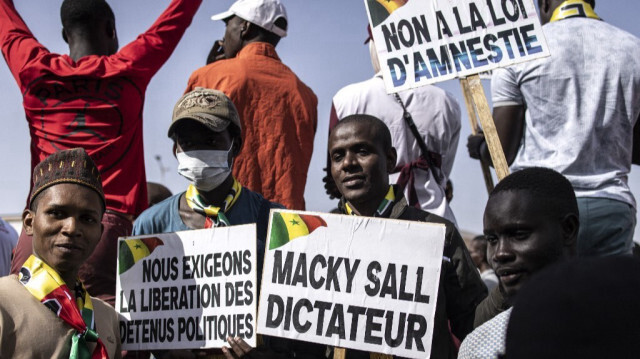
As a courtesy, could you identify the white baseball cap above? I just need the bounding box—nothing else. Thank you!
[211,0,288,38]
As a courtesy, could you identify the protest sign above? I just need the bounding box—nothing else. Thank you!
[365,0,549,92]
[257,210,446,358]
[116,225,257,351]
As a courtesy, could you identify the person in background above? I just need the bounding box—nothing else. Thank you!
[469,235,499,292]
[0,218,18,276]
[186,0,317,211]
[324,27,461,224]
[0,148,121,358]
[2,0,202,305]
[146,182,172,207]
[328,114,486,359]
[467,0,640,256]
[458,167,578,358]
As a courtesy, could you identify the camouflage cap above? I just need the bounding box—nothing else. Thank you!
[168,87,242,137]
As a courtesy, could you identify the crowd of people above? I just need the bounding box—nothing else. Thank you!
[0,0,639,358]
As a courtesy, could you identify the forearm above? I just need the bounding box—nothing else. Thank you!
[116,0,203,75]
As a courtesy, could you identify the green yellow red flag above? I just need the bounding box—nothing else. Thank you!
[269,212,327,250]
[118,237,164,274]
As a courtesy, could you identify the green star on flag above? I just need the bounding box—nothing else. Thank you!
[118,237,164,274]
[269,212,327,250]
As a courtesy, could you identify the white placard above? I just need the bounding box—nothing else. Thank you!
[257,210,446,358]
[365,0,550,92]
[116,225,257,351]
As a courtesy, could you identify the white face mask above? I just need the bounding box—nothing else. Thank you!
[176,142,233,191]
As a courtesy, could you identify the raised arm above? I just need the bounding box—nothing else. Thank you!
[0,0,48,85]
[114,0,202,79]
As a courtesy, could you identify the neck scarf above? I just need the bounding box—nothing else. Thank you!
[550,0,600,22]
[185,178,242,228]
[19,255,108,359]
[345,186,395,217]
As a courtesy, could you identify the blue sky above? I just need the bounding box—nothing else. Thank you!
[1,0,639,239]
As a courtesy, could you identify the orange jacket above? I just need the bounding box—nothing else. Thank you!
[186,42,317,210]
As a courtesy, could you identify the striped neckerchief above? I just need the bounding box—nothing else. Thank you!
[185,178,242,228]
[345,186,395,217]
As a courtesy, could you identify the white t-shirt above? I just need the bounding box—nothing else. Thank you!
[331,75,461,223]
[492,18,640,208]
[0,218,18,276]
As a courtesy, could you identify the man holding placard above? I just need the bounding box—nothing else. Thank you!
[468,0,640,256]
[0,148,121,358]
[132,88,285,357]
[324,26,462,225]
[327,115,486,358]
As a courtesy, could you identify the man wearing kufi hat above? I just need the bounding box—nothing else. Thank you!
[0,148,121,358]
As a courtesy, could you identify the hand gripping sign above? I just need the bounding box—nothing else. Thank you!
[365,0,550,183]
[116,225,257,351]
[257,210,446,358]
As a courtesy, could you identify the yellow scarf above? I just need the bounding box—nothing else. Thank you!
[550,0,600,22]
[345,186,395,217]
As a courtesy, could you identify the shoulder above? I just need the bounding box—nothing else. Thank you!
[334,77,381,99]
[238,188,285,212]
[188,59,245,86]
[133,193,182,234]
[459,308,512,358]
[0,276,32,312]
[92,296,118,318]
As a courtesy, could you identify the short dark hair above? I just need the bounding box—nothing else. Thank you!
[61,0,115,31]
[332,114,393,154]
[490,167,578,219]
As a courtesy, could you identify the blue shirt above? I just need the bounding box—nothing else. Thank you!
[132,187,284,272]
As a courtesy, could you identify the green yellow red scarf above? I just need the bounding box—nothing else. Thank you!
[550,0,600,22]
[345,186,395,217]
[185,178,242,228]
[19,255,108,359]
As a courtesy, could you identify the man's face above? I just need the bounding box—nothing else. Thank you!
[328,121,394,208]
[173,120,235,158]
[483,190,564,298]
[25,183,103,279]
[222,15,246,59]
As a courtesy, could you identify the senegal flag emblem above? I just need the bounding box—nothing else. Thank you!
[269,212,327,250]
[367,0,408,27]
[118,237,164,274]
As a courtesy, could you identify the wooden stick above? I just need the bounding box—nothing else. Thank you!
[369,353,393,359]
[460,78,495,193]
[465,74,510,180]
[334,347,346,359]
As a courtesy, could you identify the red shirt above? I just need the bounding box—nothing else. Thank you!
[186,43,318,210]
[0,0,202,216]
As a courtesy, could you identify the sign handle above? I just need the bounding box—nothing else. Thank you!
[460,78,495,193]
[464,74,510,181]
[334,347,346,359]
[369,353,393,359]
